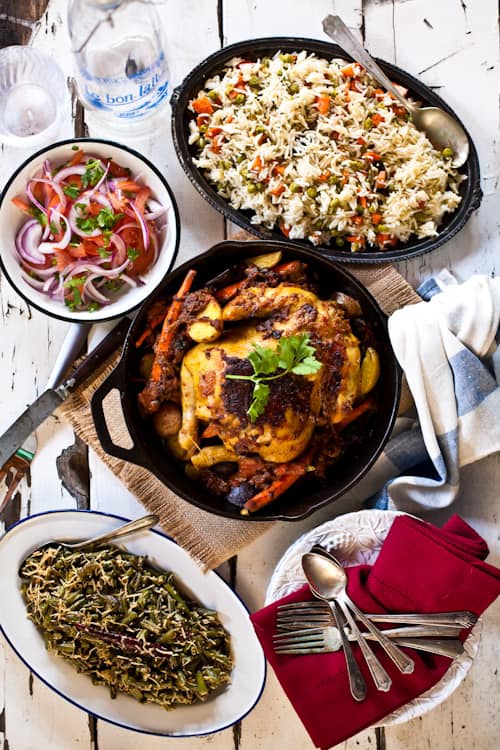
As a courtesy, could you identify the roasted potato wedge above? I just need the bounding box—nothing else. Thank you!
[188,299,222,343]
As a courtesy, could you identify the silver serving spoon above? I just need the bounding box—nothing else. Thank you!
[56,514,159,550]
[322,15,469,167]
[301,553,368,701]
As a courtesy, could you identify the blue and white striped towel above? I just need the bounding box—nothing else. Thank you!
[370,271,500,513]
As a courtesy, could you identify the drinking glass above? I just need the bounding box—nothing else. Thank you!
[0,46,69,149]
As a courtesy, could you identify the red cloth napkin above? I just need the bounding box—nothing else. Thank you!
[250,515,500,749]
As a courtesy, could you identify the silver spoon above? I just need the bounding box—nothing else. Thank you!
[46,514,159,552]
[301,553,368,701]
[322,15,469,167]
[303,551,417,686]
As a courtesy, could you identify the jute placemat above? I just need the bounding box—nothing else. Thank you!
[57,245,419,570]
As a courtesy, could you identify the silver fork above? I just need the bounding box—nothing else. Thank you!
[277,601,478,629]
[273,626,465,659]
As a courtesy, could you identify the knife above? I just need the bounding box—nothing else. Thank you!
[0,317,130,469]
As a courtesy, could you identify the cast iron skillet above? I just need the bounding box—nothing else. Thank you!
[91,240,401,522]
[171,37,482,264]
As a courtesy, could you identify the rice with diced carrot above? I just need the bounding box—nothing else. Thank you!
[188,51,464,252]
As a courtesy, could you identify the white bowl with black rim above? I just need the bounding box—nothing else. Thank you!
[0,138,180,323]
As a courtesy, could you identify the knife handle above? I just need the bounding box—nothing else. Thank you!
[63,318,130,393]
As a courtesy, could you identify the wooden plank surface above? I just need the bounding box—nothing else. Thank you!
[0,0,498,749]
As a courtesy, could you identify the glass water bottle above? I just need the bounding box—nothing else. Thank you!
[68,0,169,123]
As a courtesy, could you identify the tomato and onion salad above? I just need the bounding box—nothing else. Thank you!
[11,148,166,312]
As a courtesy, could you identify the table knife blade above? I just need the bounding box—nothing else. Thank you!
[0,317,130,469]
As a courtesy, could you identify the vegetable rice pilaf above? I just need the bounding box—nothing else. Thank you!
[188,51,464,252]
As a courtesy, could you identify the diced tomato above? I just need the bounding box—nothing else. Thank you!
[196,114,210,127]
[11,197,32,215]
[68,244,88,259]
[346,235,365,244]
[371,113,385,127]
[356,136,367,146]
[54,248,73,271]
[134,187,151,215]
[365,151,382,162]
[319,171,331,182]
[358,196,367,208]
[352,215,363,225]
[107,160,130,178]
[120,225,155,276]
[206,126,222,138]
[192,96,214,115]
[68,148,84,166]
[372,213,382,225]
[115,180,141,193]
[272,163,286,176]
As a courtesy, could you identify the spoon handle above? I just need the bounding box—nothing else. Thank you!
[322,15,415,114]
[337,599,392,692]
[345,595,415,675]
[329,600,367,702]
[66,514,159,550]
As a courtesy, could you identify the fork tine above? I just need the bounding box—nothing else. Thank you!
[278,601,329,611]
[273,627,324,639]
[277,615,331,624]
[274,646,328,655]
[273,632,325,646]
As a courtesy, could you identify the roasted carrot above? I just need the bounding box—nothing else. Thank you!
[192,96,214,115]
[201,423,219,440]
[337,398,375,431]
[240,451,313,515]
[148,269,197,383]
[214,280,244,303]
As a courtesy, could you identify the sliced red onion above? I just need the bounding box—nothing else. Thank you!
[149,228,158,265]
[116,222,137,234]
[94,193,112,209]
[119,274,138,288]
[20,260,56,278]
[68,196,100,239]
[109,233,126,265]
[38,211,71,253]
[42,160,52,178]
[144,199,166,221]
[21,271,46,291]
[25,181,47,217]
[83,275,111,304]
[88,161,110,195]
[53,164,87,183]
[128,201,149,252]
[15,220,45,264]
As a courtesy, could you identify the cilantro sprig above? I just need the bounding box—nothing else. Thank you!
[226,333,322,422]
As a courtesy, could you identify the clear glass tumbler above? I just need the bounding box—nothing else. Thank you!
[0,46,69,149]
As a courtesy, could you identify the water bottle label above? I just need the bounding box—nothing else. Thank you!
[80,51,169,119]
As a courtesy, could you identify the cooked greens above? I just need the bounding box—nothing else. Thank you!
[20,545,232,709]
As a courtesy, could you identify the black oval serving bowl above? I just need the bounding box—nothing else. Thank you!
[91,240,401,521]
[171,37,482,264]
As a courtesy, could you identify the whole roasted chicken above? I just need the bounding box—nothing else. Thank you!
[137,255,380,514]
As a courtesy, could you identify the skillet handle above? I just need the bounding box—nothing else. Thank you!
[91,359,142,464]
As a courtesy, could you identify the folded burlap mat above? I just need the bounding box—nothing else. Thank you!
[57,246,419,570]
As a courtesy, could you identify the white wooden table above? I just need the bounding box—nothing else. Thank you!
[1,1,499,748]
